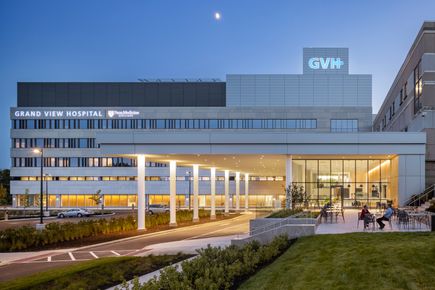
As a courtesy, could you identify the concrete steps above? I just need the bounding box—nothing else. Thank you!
[416,197,435,212]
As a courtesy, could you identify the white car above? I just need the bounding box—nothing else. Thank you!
[57,208,92,218]
[147,204,169,215]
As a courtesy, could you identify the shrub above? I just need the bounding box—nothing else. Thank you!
[266,208,302,218]
[140,235,292,290]
[0,210,220,252]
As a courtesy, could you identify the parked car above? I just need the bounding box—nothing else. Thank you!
[57,208,92,218]
[147,204,170,215]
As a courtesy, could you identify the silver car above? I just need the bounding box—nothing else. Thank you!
[147,204,169,215]
[57,208,91,218]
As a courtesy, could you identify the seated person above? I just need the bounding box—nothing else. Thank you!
[320,202,331,220]
[360,205,372,228]
[376,204,394,229]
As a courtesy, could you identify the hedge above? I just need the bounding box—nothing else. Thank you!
[0,209,219,252]
[127,235,293,290]
[266,208,302,218]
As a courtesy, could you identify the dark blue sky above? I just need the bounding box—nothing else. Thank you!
[1,0,434,168]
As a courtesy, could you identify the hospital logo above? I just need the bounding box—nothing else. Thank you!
[106,110,140,118]
[308,57,344,70]
[107,110,115,118]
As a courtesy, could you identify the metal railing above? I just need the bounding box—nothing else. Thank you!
[249,216,317,237]
[404,184,435,207]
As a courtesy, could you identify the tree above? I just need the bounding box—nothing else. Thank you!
[89,190,103,215]
[0,169,11,204]
[0,184,7,205]
[284,183,307,209]
[20,188,31,209]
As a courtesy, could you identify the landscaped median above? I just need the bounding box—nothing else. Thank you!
[124,235,294,290]
[238,232,435,290]
[0,254,190,290]
[0,209,222,251]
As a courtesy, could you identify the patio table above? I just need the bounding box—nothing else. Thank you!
[325,208,345,223]
[408,212,430,229]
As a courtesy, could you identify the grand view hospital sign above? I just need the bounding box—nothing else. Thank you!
[13,109,140,118]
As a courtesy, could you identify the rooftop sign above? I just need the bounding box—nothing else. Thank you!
[303,48,349,74]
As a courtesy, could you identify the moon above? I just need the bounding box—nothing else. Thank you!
[214,12,221,20]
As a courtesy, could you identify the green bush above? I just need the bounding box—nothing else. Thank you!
[266,208,302,218]
[0,254,190,290]
[0,210,219,252]
[140,235,292,290]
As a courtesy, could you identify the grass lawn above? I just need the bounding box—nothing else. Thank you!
[239,232,435,290]
[0,254,190,290]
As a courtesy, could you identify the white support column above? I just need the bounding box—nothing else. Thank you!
[169,160,177,227]
[137,155,146,230]
[224,170,230,215]
[235,172,240,211]
[55,194,61,208]
[210,167,216,220]
[286,155,293,209]
[193,164,199,222]
[244,173,249,211]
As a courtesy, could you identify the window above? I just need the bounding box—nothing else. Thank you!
[13,119,318,130]
[414,60,423,114]
[330,119,358,132]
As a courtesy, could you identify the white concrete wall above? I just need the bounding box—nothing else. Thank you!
[392,154,426,206]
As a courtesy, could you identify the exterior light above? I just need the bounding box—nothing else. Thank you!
[33,148,42,154]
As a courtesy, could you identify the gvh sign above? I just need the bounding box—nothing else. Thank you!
[308,57,344,70]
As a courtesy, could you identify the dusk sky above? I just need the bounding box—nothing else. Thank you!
[1,0,435,168]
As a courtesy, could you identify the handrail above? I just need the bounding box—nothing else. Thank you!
[404,184,435,207]
[249,215,316,237]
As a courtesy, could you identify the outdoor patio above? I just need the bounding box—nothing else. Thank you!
[316,209,431,234]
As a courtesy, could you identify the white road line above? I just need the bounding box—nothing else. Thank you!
[89,251,98,259]
[184,223,248,240]
[111,250,121,256]
[47,256,51,262]
[68,252,76,261]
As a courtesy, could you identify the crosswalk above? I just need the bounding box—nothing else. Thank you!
[24,249,143,263]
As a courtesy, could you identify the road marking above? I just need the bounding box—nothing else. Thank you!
[184,223,248,240]
[68,252,76,261]
[89,251,98,259]
[111,250,121,256]
[47,256,51,262]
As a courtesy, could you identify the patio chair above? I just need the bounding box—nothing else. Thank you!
[357,212,363,228]
[397,210,410,230]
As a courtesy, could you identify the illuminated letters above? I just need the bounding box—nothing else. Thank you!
[308,57,344,70]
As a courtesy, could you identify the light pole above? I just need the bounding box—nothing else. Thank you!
[44,173,51,212]
[33,148,44,228]
[186,171,191,210]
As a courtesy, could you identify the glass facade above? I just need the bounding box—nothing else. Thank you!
[330,119,358,132]
[13,118,317,130]
[292,159,391,207]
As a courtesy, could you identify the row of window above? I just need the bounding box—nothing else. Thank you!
[13,138,97,149]
[381,59,422,130]
[12,158,167,168]
[12,119,318,130]
[16,175,285,181]
[330,119,358,133]
[15,194,280,208]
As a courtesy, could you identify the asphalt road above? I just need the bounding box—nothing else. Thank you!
[0,212,255,282]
